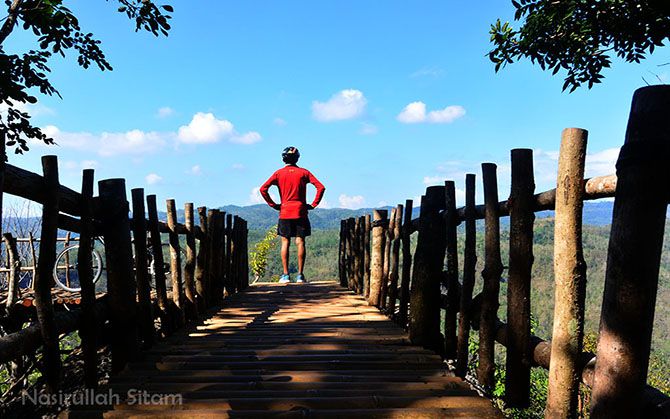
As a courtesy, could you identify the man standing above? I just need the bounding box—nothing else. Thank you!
[260,147,326,283]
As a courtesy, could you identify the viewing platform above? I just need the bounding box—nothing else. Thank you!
[64,282,501,418]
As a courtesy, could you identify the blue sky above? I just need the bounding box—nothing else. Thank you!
[4,1,669,211]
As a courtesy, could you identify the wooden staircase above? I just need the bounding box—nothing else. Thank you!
[63,282,500,418]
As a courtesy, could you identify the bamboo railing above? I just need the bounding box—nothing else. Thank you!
[0,154,249,394]
[338,86,670,418]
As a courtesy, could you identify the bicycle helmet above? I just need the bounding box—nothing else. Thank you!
[282,146,300,164]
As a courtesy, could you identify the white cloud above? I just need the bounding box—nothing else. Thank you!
[273,117,287,126]
[427,106,466,123]
[156,106,175,118]
[145,173,163,185]
[249,187,264,204]
[231,131,262,145]
[317,198,331,209]
[231,163,245,170]
[338,194,365,209]
[359,122,378,135]
[63,160,99,171]
[188,165,202,176]
[36,112,262,157]
[312,89,367,122]
[81,160,98,169]
[397,101,466,124]
[41,125,166,156]
[249,186,279,205]
[397,102,427,124]
[177,112,261,145]
[423,175,445,186]
[585,147,619,178]
[0,101,54,117]
[177,112,234,144]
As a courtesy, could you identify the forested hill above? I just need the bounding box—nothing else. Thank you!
[220,201,619,231]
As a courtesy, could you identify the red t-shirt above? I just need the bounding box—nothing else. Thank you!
[260,165,326,219]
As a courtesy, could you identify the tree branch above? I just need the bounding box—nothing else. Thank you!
[0,0,24,45]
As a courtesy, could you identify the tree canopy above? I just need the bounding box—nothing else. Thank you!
[489,1,670,92]
[0,0,172,155]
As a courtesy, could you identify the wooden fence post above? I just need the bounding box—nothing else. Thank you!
[591,86,670,417]
[347,218,356,290]
[225,213,233,296]
[208,210,221,303]
[99,177,138,374]
[33,156,61,392]
[146,194,171,335]
[195,206,208,309]
[368,210,387,306]
[339,220,347,287]
[456,173,477,378]
[364,214,371,298]
[184,203,199,319]
[409,186,447,353]
[397,199,413,327]
[546,128,588,418]
[380,207,396,309]
[78,168,97,388]
[353,217,362,294]
[224,212,234,296]
[205,210,216,303]
[3,233,20,310]
[231,215,241,294]
[131,188,154,349]
[387,204,402,316]
[241,219,249,289]
[444,182,459,359]
[231,216,240,292]
[166,199,185,326]
[478,163,503,391]
[358,216,366,294]
[505,148,535,407]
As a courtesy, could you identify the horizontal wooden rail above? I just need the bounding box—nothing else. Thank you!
[0,298,109,364]
[5,163,84,217]
[456,173,617,221]
[409,174,617,232]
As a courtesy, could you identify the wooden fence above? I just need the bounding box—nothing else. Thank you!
[338,86,670,418]
[0,153,249,396]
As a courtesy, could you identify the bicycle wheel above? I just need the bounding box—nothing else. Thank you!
[53,244,103,292]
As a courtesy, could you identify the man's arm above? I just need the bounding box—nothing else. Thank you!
[307,171,326,208]
[259,173,280,209]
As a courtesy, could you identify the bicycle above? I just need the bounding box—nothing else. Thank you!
[52,236,185,292]
[52,237,105,292]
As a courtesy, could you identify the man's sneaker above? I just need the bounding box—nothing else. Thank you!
[279,274,291,284]
[295,273,307,283]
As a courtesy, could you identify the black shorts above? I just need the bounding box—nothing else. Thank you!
[278,217,311,238]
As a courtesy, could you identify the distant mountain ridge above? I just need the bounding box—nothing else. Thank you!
[218,201,619,231]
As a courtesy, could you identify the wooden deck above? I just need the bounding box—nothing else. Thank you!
[64,282,500,418]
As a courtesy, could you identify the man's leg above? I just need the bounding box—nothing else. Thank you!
[296,237,306,274]
[281,236,291,274]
